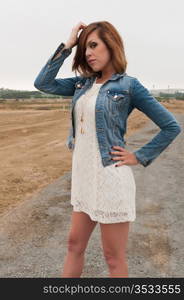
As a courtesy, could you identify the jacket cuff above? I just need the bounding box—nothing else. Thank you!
[49,42,72,62]
[133,151,152,167]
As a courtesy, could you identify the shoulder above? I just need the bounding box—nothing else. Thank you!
[122,75,149,93]
[123,74,138,84]
[119,74,138,92]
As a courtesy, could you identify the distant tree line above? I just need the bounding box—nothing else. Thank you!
[1,87,184,101]
[0,88,72,99]
[159,92,184,100]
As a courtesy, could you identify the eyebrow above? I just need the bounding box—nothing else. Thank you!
[86,40,96,46]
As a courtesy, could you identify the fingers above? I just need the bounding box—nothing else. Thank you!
[110,146,135,167]
[111,151,126,156]
[115,161,128,167]
[76,21,87,30]
[68,22,87,48]
[112,146,126,152]
[113,152,139,167]
[112,156,125,161]
[80,22,87,27]
[111,153,126,162]
[110,146,128,166]
[110,146,127,161]
[110,149,127,156]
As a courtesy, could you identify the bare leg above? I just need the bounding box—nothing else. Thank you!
[100,221,130,277]
[61,211,97,277]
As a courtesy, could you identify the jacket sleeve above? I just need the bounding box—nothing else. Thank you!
[34,42,82,96]
[130,77,182,167]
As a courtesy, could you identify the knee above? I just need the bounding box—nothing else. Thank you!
[67,235,86,255]
[104,250,125,268]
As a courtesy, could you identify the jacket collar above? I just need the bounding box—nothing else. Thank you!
[110,72,127,80]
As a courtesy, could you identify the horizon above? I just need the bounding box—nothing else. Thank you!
[1,85,184,92]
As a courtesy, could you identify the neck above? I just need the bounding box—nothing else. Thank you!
[96,71,115,83]
[100,66,116,81]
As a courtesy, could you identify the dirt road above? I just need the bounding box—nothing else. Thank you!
[0,102,150,216]
[0,99,183,216]
[0,112,183,278]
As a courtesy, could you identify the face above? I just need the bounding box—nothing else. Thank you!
[85,30,114,75]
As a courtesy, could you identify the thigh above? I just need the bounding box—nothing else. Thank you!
[100,222,130,256]
[68,211,98,247]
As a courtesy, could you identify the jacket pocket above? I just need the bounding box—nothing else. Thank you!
[106,90,130,115]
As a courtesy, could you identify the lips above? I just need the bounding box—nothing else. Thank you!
[88,59,96,64]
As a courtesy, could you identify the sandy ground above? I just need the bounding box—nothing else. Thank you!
[0,99,184,216]
[0,112,183,278]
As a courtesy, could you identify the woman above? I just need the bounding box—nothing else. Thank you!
[34,21,181,277]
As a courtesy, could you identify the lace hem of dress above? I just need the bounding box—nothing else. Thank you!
[71,202,136,224]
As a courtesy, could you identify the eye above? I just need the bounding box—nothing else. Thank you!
[90,42,97,48]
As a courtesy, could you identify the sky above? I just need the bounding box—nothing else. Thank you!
[0,0,184,91]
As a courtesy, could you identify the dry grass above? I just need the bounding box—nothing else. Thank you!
[0,98,183,216]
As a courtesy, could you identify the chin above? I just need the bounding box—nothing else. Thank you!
[92,67,101,72]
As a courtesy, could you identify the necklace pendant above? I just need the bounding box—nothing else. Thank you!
[80,114,84,122]
[81,127,84,134]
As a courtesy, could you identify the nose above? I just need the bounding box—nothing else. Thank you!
[85,47,92,60]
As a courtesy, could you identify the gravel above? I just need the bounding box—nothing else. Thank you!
[0,113,183,278]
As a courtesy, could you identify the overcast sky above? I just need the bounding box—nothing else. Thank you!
[1,0,184,91]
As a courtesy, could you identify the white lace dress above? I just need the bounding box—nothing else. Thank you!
[70,80,136,223]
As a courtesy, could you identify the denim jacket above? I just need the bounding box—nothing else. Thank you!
[34,43,182,167]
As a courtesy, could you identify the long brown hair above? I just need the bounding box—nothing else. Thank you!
[72,21,127,78]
